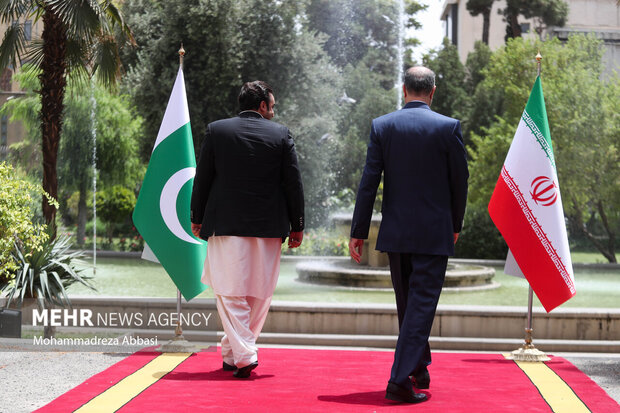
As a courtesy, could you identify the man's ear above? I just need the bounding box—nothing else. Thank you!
[258,100,268,115]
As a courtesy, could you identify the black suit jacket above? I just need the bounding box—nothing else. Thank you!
[350,101,468,256]
[190,111,304,240]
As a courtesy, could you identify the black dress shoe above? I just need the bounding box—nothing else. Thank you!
[223,361,236,371]
[233,361,258,378]
[412,366,430,389]
[385,382,427,404]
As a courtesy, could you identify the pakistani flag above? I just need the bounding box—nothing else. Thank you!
[132,68,207,301]
[488,76,575,312]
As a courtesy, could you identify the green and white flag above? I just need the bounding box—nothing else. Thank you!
[132,68,207,301]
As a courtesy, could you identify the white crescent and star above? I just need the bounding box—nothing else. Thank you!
[160,167,202,245]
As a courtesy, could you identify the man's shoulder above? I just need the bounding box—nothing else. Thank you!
[208,116,289,138]
[374,107,459,126]
[426,110,460,126]
[208,116,237,129]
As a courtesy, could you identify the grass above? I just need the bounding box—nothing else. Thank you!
[68,253,619,308]
[569,251,618,264]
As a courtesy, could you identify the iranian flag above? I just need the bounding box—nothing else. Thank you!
[132,68,207,301]
[488,76,575,312]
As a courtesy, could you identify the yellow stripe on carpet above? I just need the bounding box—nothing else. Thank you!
[511,358,591,413]
[74,352,192,413]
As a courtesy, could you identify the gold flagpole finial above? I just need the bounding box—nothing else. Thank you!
[179,43,186,68]
[536,51,542,78]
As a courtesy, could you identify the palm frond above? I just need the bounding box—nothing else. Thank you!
[39,270,50,300]
[25,262,32,297]
[64,35,89,77]
[0,0,33,24]
[23,37,44,70]
[49,0,101,42]
[49,270,71,307]
[91,34,120,88]
[101,1,135,46]
[0,22,27,70]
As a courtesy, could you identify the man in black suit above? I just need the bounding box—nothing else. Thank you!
[349,66,468,403]
[190,81,304,378]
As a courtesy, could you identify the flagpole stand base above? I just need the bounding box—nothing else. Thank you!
[505,345,550,362]
[157,325,201,353]
[505,327,550,362]
[157,338,203,353]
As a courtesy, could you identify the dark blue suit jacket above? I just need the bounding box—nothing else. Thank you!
[350,101,469,256]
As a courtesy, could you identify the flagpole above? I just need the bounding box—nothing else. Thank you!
[174,43,186,341]
[157,43,199,353]
[506,51,550,362]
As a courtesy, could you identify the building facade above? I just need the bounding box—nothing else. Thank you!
[441,0,620,75]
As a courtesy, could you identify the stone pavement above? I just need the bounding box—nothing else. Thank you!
[0,343,618,413]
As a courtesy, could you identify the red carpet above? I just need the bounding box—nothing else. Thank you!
[36,348,618,412]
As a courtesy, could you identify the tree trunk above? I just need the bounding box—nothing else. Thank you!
[40,8,67,237]
[597,201,617,263]
[568,201,617,264]
[77,182,88,248]
[37,299,56,339]
[482,10,490,45]
[43,324,56,339]
[509,12,521,38]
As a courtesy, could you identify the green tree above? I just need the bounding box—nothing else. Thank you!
[1,66,143,247]
[306,0,424,70]
[465,41,493,95]
[123,0,427,225]
[422,38,468,120]
[122,0,247,160]
[0,0,134,230]
[97,185,136,242]
[463,41,500,144]
[500,0,568,40]
[468,35,619,262]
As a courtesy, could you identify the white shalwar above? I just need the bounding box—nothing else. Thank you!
[202,236,281,368]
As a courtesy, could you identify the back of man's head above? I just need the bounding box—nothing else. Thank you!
[238,81,273,111]
[404,67,435,96]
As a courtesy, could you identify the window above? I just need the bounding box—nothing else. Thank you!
[444,4,459,46]
[520,23,530,34]
[24,20,32,41]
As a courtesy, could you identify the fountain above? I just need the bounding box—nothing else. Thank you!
[90,78,97,275]
[296,213,498,291]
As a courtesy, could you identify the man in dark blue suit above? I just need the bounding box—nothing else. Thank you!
[349,66,468,403]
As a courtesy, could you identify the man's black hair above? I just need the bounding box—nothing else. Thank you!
[403,67,435,95]
[238,80,273,111]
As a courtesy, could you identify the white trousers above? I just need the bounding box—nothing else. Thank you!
[215,294,272,368]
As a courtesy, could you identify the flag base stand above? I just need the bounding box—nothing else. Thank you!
[505,328,550,362]
[157,325,201,353]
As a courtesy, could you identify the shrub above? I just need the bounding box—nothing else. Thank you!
[454,204,508,259]
[283,227,348,256]
[0,163,53,285]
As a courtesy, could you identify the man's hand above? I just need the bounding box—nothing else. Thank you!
[349,238,364,263]
[288,231,303,248]
[192,223,202,238]
[454,233,459,244]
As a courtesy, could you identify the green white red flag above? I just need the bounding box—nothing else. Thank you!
[488,76,575,312]
[132,68,207,301]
